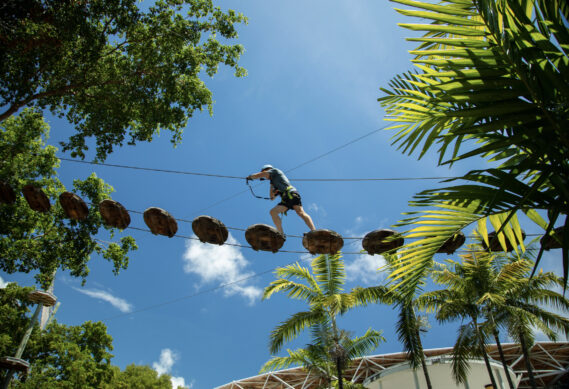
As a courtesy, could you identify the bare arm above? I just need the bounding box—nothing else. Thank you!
[270,184,279,200]
[247,171,270,180]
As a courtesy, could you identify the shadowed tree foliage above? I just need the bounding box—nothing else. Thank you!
[0,109,137,287]
[1,283,113,388]
[0,0,247,160]
[379,0,569,297]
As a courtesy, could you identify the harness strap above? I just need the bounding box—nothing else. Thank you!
[282,186,294,200]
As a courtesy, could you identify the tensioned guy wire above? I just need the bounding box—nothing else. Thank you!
[102,250,316,321]
[158,124,398,216]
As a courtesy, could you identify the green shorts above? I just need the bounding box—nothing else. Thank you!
[278,191,302,210]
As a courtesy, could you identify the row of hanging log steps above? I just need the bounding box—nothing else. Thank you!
[0,181,550,254]
[0,357,30,373]
[1,180,131,229]
[28,290,57,307]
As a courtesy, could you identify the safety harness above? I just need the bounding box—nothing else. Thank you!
[278,186,295,200]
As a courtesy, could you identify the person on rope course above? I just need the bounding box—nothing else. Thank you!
[247,164,316,238]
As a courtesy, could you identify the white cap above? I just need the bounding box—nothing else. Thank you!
[261,164,273,171]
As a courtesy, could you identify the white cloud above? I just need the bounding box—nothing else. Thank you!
[72,287,132,313]
[307,202,327,217]
[0,275,10,288]
[344,215,383,238]
[152,349,191,389]
[171,376,190,389]
[345,254,387,285]
[153,348,176,376]
[182,234,262,305]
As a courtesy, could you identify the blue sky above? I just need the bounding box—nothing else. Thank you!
[1,1,565,388]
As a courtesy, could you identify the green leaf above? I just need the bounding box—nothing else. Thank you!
[398,24,488,36]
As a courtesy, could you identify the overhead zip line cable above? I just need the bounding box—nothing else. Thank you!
[59,123,456,217]
[59,156,456,182]
[58,157,245,179]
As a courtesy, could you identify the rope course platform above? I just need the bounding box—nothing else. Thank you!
[0,357,29,374]
[27,290,57,307]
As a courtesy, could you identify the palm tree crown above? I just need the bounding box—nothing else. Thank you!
[420,245,569,384]
[262,254,384,389]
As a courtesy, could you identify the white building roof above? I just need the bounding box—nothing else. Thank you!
[215,342,569,389]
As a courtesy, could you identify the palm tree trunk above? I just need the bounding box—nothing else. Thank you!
[336,357,344,389]
[474,320,498,389]
[415,327,433,389]
[493,329,515,389]
[518,332,537,389]
[331,317,344,389]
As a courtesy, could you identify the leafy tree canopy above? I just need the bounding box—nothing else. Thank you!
[103,364,176,389]
[0,283,35,359]
[1,283,113,388]
[0,109,137,287]
[0,0,247,160]
[1,283,182,388]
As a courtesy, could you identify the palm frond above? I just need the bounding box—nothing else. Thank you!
[259,349,311,373]
[312,254,346,296]
[380,0,569,295]
[344,328,385,361]
[269,309,326,354]
[263,278,319,303]
[350,286,393,307]
[451,323,476,384]
[395,303,424,368]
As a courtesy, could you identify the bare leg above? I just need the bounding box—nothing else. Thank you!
[293,205,316,231]
[270,205,288,235]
